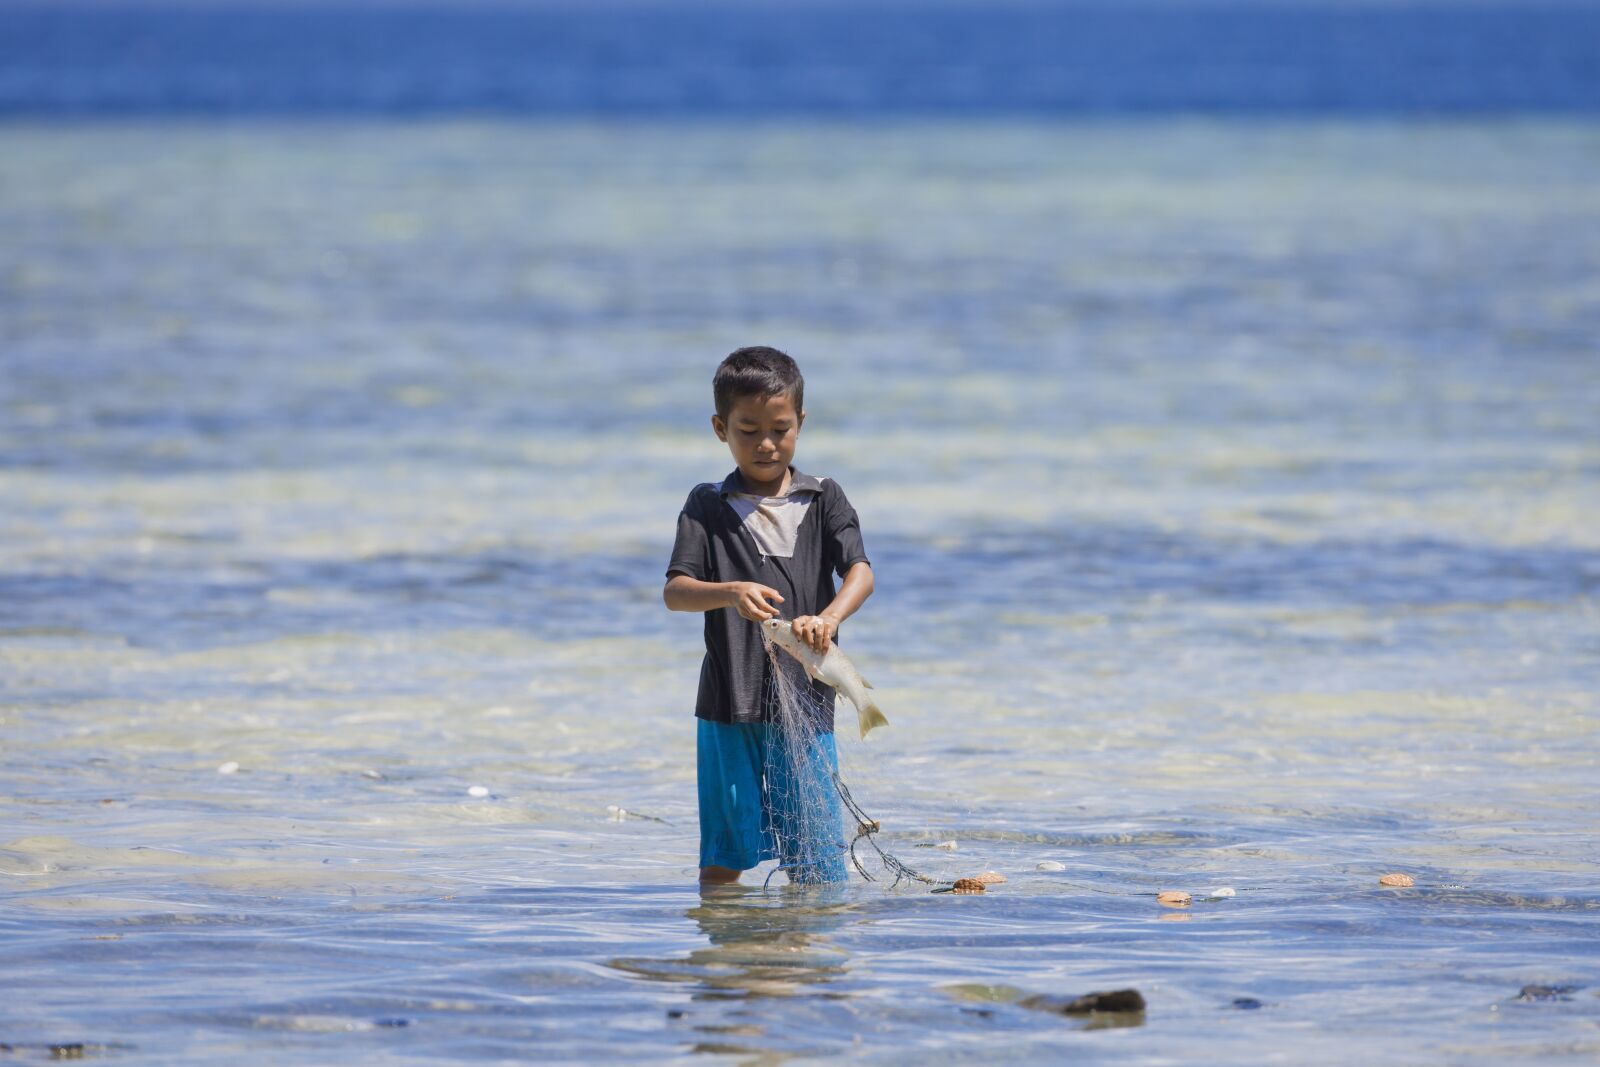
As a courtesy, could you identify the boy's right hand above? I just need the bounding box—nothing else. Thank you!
[728,582,783,621]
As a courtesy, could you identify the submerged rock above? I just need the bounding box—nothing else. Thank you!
[950,878,986,894]
[1516,984,1579,1002]
[1156,890,1191,907]
[1036,860,1066,872]
[1020,989,1146,1015]
[1231,997,1264,1010]
[1378,873,1414,887]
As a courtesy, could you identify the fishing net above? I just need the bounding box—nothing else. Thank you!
[758,632,953,891]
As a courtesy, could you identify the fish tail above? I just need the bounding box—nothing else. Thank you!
[858,701,889,740]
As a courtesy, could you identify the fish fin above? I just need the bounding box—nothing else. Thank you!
[857,702,889,740]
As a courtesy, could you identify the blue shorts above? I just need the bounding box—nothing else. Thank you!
[697,718,848,882]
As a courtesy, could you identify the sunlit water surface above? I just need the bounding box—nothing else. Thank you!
[2,120,1598,1062]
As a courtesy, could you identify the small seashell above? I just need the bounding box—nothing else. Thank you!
[1210,886,1236,898]
[934,840,957,851]
[972,870,1007,885]
[1156,890,1191,907]
[1036,860,1067,872]
[217,761,240,775]
[1378,873,1414,887]
[360,769,385,781]
[467,785,489,798]
[950,878,986,894]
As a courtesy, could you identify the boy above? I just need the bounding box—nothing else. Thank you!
[664,346,874,885]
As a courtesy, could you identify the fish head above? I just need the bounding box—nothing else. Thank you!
[760,617,814,671]
[760,617,804,656]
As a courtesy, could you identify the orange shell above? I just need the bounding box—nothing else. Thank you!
[1378,873,1415,887]
[1156,890,1192,907]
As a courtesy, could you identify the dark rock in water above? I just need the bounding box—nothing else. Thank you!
[3,1041,133,1059]
[666,1009,686,1019]
[1516,984,1579,1002]
[1020,988,1146,1015]
[374,1018,410,1028]
[1231,997,1264,1010]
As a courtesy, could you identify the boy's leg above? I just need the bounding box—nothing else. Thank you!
[696,718,778,881]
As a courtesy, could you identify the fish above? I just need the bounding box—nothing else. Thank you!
[760,617,889,739]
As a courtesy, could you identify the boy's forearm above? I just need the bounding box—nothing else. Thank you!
[664,574,734,613]
[820,562,874,626]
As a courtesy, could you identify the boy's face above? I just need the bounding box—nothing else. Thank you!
[712,390,804,494]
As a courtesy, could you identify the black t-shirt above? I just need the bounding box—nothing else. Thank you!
[666,466,870,729]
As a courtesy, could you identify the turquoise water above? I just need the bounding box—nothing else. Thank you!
[2,119,1598,1061]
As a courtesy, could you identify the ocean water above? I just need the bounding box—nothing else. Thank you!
[3,103,1600,1067]
[4,2,1600,117]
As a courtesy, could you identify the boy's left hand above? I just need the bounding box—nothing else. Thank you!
[790,614,836,654]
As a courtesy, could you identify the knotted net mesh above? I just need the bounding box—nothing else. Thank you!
[758,632,952,891]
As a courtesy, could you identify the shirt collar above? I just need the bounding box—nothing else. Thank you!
[720,466,824,498]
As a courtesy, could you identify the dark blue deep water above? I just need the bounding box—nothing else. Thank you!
[3,2,1600,116]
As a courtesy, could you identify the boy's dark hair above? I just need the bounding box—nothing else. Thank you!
[713,346,805,420]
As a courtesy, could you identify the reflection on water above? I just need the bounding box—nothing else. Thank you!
[610,885,853,1003]
[607,885,861,1059]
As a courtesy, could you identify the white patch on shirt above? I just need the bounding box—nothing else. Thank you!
[724,491,817,559]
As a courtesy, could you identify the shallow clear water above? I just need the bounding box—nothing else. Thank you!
[2,119,1598,1062]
